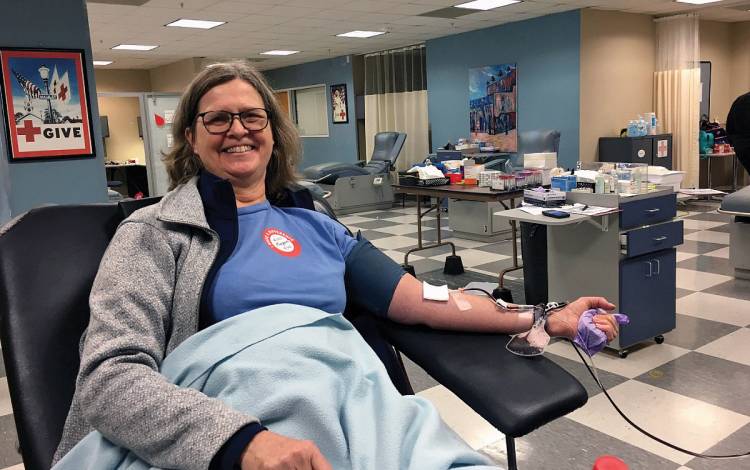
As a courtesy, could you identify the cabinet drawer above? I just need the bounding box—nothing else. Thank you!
[624,220,683,258]
[619,193,676,229]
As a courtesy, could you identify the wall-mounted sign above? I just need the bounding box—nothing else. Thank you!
[0,48,95,162]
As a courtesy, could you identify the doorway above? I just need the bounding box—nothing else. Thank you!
[97,92,181,199]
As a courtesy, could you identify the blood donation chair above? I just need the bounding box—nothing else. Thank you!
[302,131,407,214]
[718,185,750,279]
[0,192,587,470]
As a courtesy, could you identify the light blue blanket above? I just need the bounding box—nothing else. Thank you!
[54,304,498,469]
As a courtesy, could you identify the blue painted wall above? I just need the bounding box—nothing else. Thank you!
[427,10,581,168]
[0,0,107,218]
[265,56,358,168]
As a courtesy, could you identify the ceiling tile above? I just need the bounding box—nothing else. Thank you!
[86,3,140,16]
[143,0,222,9]
[204,0,281,14]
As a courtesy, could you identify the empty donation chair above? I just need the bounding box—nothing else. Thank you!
[0,194,586,470]
[718,185,750,280]
[302,131,407,214]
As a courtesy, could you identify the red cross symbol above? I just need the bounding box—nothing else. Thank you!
[16,119,42,143]
[339,110,346,120]
[58,83,68,101]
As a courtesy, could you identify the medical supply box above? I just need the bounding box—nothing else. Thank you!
[523,188,566,207]
[551,175,577,192]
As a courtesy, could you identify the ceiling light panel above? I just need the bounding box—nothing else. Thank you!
[336,30,387,38]
[260,50,300,56]
[419,7,476,18]
[675,0,723,4]
[112,44,158,50]
[166,19,226,29]
[93,60,114,65]
[455,0,521,11]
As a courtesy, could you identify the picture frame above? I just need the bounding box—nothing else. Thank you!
[0,48,95,162]
[330,83,349,124]
[469,64,517,153]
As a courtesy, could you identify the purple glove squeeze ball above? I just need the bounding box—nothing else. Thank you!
[573,309,630,356]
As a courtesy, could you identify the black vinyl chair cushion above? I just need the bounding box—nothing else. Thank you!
[0,204,122,470]
[518,129,561,156]
[379,321,588,437]
[720,185,750,214]
[302,132,406,184]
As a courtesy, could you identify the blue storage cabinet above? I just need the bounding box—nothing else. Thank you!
[616,193,682,355]
[544,190,682,357]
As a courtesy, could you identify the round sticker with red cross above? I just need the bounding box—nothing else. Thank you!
[262,228,301,257]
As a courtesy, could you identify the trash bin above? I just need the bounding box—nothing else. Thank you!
[520,222,548,305]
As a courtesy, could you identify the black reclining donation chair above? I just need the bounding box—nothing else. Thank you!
[0,194,587,470]
[301,131,407,215]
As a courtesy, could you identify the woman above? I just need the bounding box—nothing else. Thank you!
[54,62,619,470]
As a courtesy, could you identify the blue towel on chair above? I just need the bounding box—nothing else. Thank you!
[54,304,498,470]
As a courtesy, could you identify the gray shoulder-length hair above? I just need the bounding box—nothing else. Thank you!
[163,61,301,198]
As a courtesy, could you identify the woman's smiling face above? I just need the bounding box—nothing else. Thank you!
[187,78,274,188]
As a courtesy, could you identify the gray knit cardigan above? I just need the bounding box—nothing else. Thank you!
[53,177,258,469]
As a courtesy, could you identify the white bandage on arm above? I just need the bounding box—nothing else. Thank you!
[422,281,449,301]
[449,290,473,311]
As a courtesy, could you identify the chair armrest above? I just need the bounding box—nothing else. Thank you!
[378,320,588,437]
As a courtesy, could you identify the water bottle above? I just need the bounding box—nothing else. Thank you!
[637,116,647,137]
[627,120,637,137]
[595,174,604,194]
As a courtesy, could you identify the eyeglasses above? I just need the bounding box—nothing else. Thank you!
[196,108,270,134]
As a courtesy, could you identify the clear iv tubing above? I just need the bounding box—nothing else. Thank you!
[461,288,750,460]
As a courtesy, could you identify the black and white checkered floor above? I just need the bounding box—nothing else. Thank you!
[1,198,748,469]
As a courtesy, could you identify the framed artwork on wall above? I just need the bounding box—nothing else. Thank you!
[469,64,517,153]
[330,83,348,124]
[0,48,95,162]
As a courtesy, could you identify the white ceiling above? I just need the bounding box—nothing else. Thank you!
[87,0,750,71]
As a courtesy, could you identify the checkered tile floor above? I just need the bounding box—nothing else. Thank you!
[1,198,748,469]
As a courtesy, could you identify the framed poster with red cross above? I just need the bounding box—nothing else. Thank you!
[0,48,95,161]
[330,83,348,124]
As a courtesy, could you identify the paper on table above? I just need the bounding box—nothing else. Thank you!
[423,281,449,301]
[678,188,726,196]
[519,205,546,215]
[567,203,618,216]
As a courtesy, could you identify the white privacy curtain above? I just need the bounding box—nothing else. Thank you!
[364,45,429,172]
[654,14,701,188]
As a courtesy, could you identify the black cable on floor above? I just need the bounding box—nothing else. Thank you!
[565,338,750,460]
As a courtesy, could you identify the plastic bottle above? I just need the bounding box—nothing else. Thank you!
[627,120,637,137]
[649,113,657,135]
[637,116,647,137]
[634,168,643,193]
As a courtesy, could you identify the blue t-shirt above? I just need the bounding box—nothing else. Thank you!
[210,201,358,321]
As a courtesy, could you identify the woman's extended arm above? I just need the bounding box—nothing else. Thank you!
[386,274,619,340]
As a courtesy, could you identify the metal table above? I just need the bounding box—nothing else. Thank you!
[701,151,738,192]
[391,184,524,287]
